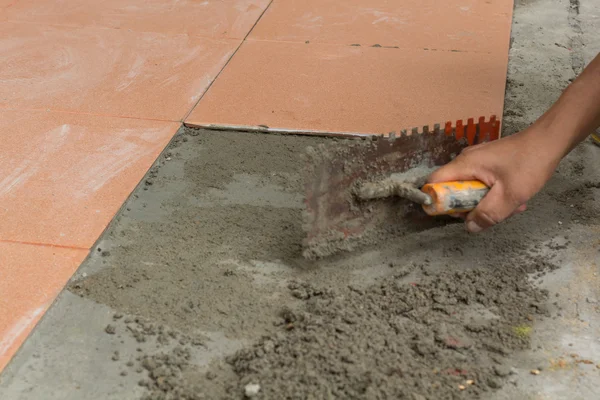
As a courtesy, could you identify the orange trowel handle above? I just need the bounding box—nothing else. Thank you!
[421,181,489,216]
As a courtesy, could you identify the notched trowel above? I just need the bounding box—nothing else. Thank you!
[302,116,500,260]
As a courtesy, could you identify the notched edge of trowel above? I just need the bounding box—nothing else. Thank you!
[301,116,501,260]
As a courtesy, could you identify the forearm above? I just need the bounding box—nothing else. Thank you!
[527,52,600,158]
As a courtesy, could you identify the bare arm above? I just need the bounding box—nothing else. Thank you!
[428,52,600,233]
[533,53,600,156]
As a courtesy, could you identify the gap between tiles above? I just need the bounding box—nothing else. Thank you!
[183,118,504,140]
[183,122,379,138]
[181,0,275,121]
[243,38,496,54]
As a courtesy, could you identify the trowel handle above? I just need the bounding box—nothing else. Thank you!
[420,181,489,216]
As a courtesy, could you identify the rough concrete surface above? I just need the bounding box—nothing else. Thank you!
[2,0,600,399]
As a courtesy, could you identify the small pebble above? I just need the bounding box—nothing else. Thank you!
[530,369,540,375]
[458,385,466,390]
[105,324,116,335]
[494,365,511,377]
[486,377,502,389]
[244,383,261,398]
[206,371,217,380]
[465,380,474,386]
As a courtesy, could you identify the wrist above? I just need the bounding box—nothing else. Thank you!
[516,122,567,169]
[526,107,583,161]
[531,80,598,156]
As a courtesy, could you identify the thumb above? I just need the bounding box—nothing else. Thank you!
[428,157,475,184]
[465,183,521,233]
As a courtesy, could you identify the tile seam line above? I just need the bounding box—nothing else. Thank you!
[181,0,275,121]
[184,119,503,138]
[0,107,178,123]
[1,18,509,55]
[243,38,496,54]
[0,239,88,251]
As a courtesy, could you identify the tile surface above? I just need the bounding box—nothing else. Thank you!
[0,23,239,120]
[249,0,512,52]
[0,242,88,372]
[187,41,507,134]
[0,1,18,9]
[0,110,178,248]
[4,0,270,39]
[0,1,14,20]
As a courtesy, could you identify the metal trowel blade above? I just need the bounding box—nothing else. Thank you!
[301,116,500,260]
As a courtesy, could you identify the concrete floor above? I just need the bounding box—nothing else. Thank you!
[2,0,600,399]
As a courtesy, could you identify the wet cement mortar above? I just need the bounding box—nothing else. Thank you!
[67,123,600,399]
[68,5,600,400]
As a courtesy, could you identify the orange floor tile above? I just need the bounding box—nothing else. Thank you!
[249,0,512,52]
[4,0,271,39]
[0,242,88,372]
[0,0,17,9]
[0,110,179,248]
[186,41,507,134]
[0,22,239,121]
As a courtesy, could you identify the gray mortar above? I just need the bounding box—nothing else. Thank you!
[70,130,333,339]
[65,117,599,400]
[357,166,436,204]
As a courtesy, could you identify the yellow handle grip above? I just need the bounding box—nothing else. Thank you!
[421,180,489,216]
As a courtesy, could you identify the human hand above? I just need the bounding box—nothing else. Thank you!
[427,128,561,232]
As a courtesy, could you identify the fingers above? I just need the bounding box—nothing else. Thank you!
[515,203,527,214]
[464,183,523,233]
[450,212,467,220]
